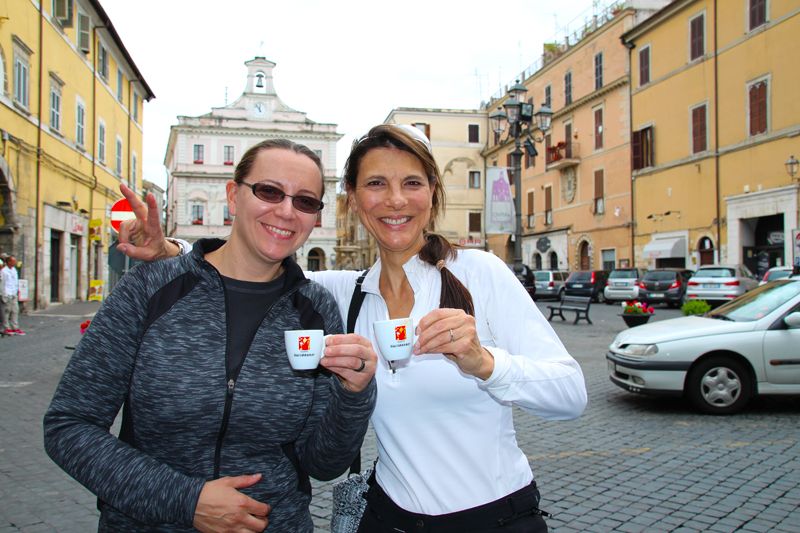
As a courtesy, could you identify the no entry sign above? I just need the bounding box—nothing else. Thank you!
[110,198,135,232]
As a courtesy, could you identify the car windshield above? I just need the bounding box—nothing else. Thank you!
[569,272,591,282]
[766,270,792,282]
[609,270,637,279]
[695,268,736,278]
[643,271,676,281]
[709,280,800,321]
[533,271,551,280]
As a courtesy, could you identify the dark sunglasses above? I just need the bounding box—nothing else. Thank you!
[238,182,324,214]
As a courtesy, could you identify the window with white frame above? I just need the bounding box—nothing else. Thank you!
[193,144,204,164]
[116,136,123,176]
[748,78,768,137]
[223,205,233,225]
[224,145,234,165]
[468,212,481,234]
[690,102,708,154]
[50,74,64,132]
[468,170,480,189]
[53,0,74,28]
[564,71,572,106]
[132,94,139,122]
[544,85,551,109]
[639,45,651,87]
[593,169,605,214]
[0,45,7,96]
[12,37,33,109]
[131,151,137,187]
[98,44,109,80]
[191,205,204,225]
[468,124,479,143]
[117,68,123,102]
[602,249,616,270]
[76,97,86,147]
[527,190,535,228]
[749,0,767,31]
[98,120,106,163]
[594,52,603,90]
[689,12,705,61]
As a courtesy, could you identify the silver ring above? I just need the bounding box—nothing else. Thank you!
[355,359,366,373]
[450,329,455,343]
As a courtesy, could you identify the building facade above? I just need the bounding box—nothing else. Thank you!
[623,0,800,276]
[0,0,154,308]
[163,57,343,271]
[383,108,489,250]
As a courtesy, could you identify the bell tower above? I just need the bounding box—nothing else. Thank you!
[244,57,277,95]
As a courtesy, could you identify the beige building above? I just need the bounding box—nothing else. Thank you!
[622,0,800,276]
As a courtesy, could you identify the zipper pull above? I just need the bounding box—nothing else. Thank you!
[227,379,235,395]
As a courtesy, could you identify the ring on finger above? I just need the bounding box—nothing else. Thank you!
[355,359,366,372]
[450,329,455,343]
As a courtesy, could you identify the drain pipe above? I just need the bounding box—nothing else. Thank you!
[33,1,44,309]
[713,0,721,262]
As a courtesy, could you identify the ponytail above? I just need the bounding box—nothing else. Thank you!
[418,233,474,316]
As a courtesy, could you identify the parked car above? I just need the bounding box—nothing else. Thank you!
[604,268,648,304]
[759,266,794,286]
[564,270,610,303]
[607,279,800,414]
[507,264,535,298]
[686,264,759,305]
[532,270,570,300]
[638,269,693,308]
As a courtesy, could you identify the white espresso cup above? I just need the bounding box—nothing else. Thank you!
[373,318,416,362]
[284,330,332,370]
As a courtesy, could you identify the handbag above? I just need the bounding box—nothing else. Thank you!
[331,270,374,533]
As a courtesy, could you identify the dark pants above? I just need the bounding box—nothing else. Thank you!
[356,479,548,533]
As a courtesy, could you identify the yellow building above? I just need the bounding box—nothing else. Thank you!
[483,4,658,273]
[0,0,154,308]
[623,0,800,276]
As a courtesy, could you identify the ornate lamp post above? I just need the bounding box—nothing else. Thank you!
[490,80,553,279]
[786,155,799,182]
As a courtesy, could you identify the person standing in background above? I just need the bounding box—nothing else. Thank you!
[1,255,25,336]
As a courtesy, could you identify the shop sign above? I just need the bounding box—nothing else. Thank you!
[458,238,483,247]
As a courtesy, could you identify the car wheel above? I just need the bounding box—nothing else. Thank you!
[686,357,751,415]
[557,288,565,301]
[594,291,605,304]
[604,296,613,305]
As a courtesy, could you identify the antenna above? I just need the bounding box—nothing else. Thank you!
[225,87,228,106]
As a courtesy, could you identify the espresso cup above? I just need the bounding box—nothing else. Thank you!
[284,330,332,370]
[373,318,416,362]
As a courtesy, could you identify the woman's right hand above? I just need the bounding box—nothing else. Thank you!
[116,183,180,261]
[193,474,271,533]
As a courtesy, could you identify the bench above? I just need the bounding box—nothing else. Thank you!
[547,295,593,325]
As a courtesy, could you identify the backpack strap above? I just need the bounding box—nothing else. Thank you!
[346,269,369,475]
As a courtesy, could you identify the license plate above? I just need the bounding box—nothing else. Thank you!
[608,361,616,373]
[537,283,546,288]
[650,293,665,298]
[573,284,584,288]
[703,284,720,289]
[615,282,626,287]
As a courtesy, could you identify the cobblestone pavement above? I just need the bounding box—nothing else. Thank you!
[2,300,799,532]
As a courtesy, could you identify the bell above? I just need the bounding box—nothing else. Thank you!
[256,75,264,88]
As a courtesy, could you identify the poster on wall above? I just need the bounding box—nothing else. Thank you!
[793,230,800,267]
[485,167,515,235]
[89,219,103,241]
[89,280,104,302]
[18,279,28,302]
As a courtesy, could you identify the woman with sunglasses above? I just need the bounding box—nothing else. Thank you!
[117,125,586,532]
[44,140,378,533]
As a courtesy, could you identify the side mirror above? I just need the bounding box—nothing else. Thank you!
[784,312,800,328]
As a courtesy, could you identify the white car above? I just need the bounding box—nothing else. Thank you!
[607,279,800,415]
[759,266,794,286]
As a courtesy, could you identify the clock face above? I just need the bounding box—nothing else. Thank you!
[252,102,267,118]
[562,168,576,203]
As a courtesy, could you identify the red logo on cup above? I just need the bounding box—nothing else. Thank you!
[299,337,310,351]
[395,326,406,341]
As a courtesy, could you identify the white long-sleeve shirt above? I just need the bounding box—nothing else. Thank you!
[1,266,18,297]
[309,249,587,515]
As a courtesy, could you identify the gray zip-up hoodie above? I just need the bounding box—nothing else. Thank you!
[44,239,376,532]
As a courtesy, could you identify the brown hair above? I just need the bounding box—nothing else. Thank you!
[233,139,325,196]
[342,124,474,316]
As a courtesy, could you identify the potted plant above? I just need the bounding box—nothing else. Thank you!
[620,300,655,327]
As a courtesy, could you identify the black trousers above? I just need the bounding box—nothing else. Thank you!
[356,479,548,533]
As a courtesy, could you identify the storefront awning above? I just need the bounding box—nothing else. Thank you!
[642,237,686,259]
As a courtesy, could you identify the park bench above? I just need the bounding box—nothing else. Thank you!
[547,295,593,325]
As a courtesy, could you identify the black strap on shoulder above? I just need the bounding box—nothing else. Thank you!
[346,270,369,476]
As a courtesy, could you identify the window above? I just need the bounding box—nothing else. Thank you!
[544,186,553,225]
[749,0,766,31]
[315,211,323,227]
[76,99,86,146]
[98,120,106,162]
[192,205,204,225]
[132,95,138,122]
[98,45,109,80]
[223,206,233,225]
[116,137,123,176]
[468,212,481,233]
[527,191,534,228]
[193,144,204,164]
[639,46,650,86]
[525,150,532,169]
[77,12,90,53]
[632,126,654,170]
[468,124,479,143]
[544,85,551,109]
[0,46,7,96]
[49,74,64,132]
[413,122,430,140]
[549,252,558,270]
[12,36,32,109]
[53,0,74,27]
[749,80,767,136]
[594,170,605,214]
[468,170,480,189]
[224,145,234,165]
[117,68,123,102]
[602,249,616,271]
[594,52,603,90]
[564,72,572,106]
[594,108,604,150]
[131,152,137,186]
[690,14,705,61]
[691,104,707,153]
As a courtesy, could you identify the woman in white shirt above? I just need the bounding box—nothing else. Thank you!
[120,124,587,532]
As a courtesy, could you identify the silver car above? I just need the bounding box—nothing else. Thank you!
[759,266,794,286]
[686,264,759,304]
[532,270,570,300]
[603,268,647,304]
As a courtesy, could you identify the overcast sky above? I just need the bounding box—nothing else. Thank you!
[103,0,603,191]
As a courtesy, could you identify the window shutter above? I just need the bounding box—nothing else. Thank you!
[749,84,758,136]
[646,126,654,167]
[55,0,69,20]
[691,16,704,60]
[469,213,481,233]
[750,81,767,135]
[692,105,706,153]
[632,130,643,171]
[78,13,90,53]
[639,48,650,86]
[594,170,604,199]
[594,109,603,150]
[468,124,479,143]
[527,191,534,214]
[545,187,552,212]
[425,124,431,140]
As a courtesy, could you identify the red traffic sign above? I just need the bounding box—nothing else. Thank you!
[110,198,135,232]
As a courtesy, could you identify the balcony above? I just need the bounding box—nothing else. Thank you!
[546,141,580,171]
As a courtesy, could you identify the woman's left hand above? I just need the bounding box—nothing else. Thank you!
[320,334,377,393]
[413,309,495,380]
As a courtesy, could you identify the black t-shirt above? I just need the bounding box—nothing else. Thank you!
[221,273,285,381]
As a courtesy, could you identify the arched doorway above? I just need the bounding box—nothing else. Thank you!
[307,248,325,271]
[698,237,714,266]
[533,253,542,270]
[580,242,590,270]
[549,252,558,270]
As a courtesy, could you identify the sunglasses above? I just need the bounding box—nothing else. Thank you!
[239,182,324,214]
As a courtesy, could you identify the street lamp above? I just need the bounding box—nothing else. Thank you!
[786,155,799,182]
[491,80,553,280]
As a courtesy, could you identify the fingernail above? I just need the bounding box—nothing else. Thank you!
[118,245,126,252]
[415,327,421,335]
[413,342,420,350]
